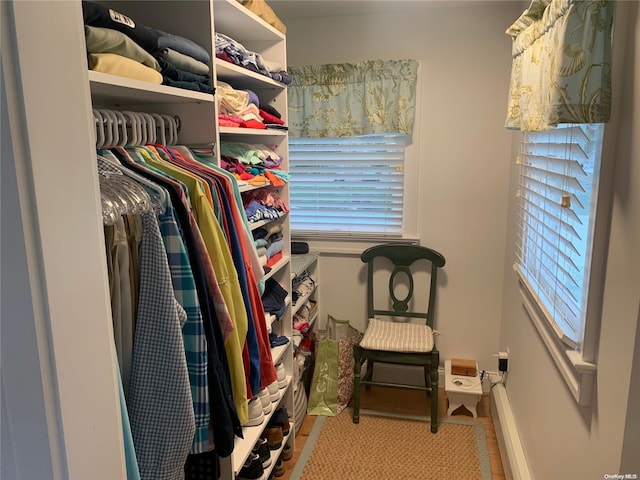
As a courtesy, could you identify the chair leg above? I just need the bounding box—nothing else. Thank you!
[430,351,439,433]
[423,365,430,397]
[353,345,362,424]
[364,360,374,391]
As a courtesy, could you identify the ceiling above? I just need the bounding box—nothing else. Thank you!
[268,0,456,21]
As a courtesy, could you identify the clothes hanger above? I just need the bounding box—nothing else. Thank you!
[93,109,105,148]
[98,150,167,212]
[122,111,141,146]
[138,112,156,145]
[100,109,119,149]
[150,113,166,146]
[161,114,178,145]
[112,110,128,147]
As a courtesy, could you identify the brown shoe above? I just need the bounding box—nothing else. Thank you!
[272,458,285,477]
[281,443,293,462]
[268,407,291,436]
[261,426,283,450]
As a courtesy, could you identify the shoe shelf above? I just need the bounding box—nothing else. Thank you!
[261,429,293,480]
[291,286,317,318]
[271,342,292,366]
[290,252,320,280]
[310,307,318,328]
[231,377,293,476]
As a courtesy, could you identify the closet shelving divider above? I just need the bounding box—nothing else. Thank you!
[86,1,293,479]
[291,253,319,330]
[213,2,294,478]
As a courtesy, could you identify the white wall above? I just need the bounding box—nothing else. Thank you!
[1,2,126,478]
[282,1,640,476]
[283,2,521,373]
[499,2,640,478]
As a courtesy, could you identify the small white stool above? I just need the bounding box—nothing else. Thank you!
[445,359,482,419]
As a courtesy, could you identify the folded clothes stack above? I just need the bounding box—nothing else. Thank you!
[215,32,291,85]
[221,141,290,186]
[82,1,214,94]
[217,82,287,131]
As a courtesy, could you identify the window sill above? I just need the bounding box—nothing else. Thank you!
[291,235,419,255]
[516,270,596,406]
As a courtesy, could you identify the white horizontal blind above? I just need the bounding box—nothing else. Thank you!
[515,124,603,347]
[289,134,410,236]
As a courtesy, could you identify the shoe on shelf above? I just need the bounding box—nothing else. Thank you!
[272,458,285,477]
[261,426,283,450]
[267,379,280,403]
[252,437,271,469]
[237,453,264,480]
[244,397,264,427]
[268,407,290,436]
[258,388,273,415]
[275,363,287,389]
[281,443,293,462]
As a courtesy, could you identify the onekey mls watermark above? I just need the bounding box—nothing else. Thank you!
[604,475,638,479]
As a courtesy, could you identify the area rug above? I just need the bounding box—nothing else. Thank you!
[290,409,492,480]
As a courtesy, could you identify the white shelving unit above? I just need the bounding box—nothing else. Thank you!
[3,1,292,477]
[86,1,293,479]
[213,1,294,479]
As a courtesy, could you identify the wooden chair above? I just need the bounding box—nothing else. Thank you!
[352,243,446,433]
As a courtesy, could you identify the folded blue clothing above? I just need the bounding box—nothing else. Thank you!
[152,28,211,64]
[158,57,211,84]
[163,77,215,94]
[269,334,289,348]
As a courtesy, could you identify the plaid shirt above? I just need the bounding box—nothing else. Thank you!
[157,202,211,455]
[128,212,194,480]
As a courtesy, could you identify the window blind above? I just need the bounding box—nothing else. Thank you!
[289,134,410,236]
[515,124,603,347]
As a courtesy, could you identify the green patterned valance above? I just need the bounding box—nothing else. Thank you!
[505,0,615,131]
[287,59,418,138]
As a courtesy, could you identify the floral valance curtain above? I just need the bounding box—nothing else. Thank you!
[505,0,616,132]
[287,59,418,138]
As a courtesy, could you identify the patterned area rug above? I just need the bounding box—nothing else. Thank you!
[290,409,492,480]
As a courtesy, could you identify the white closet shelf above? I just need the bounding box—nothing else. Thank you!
[265,297,291,328]
[310,308,318,328]
[214,0,285,43]
[271,342,291,366]
[249,214,288,231]
[219,126,287,137]
[231,375,293,475]
[239,182,272,193]
[264,255,290,280]
[88,71,214,105]
[291,286,317,318]
[290,252,320,279]
[216,60,286,90]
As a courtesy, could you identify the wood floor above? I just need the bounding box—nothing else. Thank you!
[278,386,506,480]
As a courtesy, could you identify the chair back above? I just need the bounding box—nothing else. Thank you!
[361,243,445,328]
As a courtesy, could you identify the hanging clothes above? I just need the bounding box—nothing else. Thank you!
[129,145,251,423]
[109,147,242,455]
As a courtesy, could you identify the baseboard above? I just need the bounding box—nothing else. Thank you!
[490,383,531,480]
[371,363,496,392]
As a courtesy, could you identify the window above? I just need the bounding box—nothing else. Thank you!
[288,134,412,238]
[515,123,604,349]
